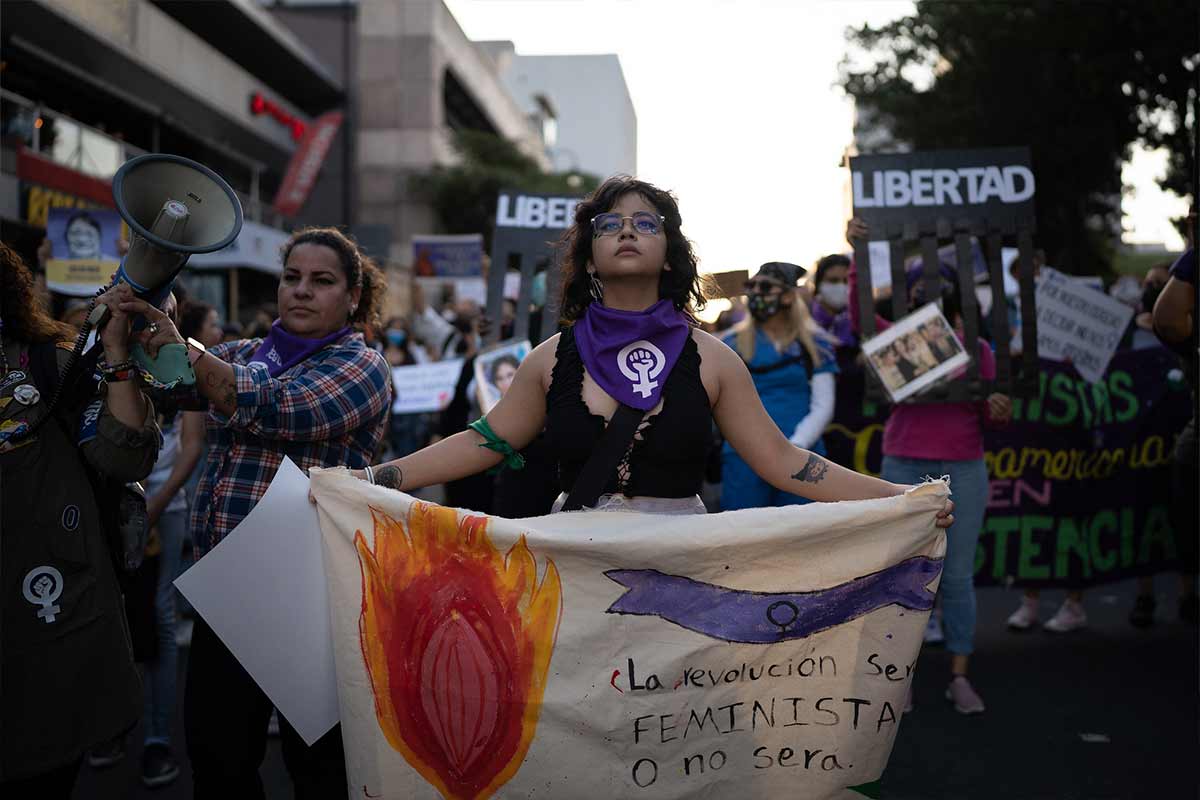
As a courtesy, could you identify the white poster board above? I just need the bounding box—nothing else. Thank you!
[173,458,336,745]
[391,358,464,415]
[1035,267,1133,383]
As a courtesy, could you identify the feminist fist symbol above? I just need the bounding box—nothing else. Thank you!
[617,340,666,399]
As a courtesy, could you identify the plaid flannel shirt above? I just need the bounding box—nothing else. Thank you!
[190,332,390,556]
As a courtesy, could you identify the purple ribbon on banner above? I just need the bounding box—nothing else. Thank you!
[604,556,943,644]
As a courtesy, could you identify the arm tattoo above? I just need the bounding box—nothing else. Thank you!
[375,465,403,491]
[791,453,829,484]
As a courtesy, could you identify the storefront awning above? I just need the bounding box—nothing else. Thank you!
[186,219,289,276]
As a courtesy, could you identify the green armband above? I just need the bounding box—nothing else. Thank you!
[468,417,526,473]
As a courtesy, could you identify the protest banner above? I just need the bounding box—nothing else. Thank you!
[391,359,465,415]
[44,206,123,296]
[1034,267,1133,383]
[975,347,1190,588]
[311,469,949,799]
[823,348,1191,589]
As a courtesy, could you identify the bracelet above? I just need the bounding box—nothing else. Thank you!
[102,360,138,383]
[364,464,376,485]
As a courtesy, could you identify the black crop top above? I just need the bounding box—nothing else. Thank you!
[544,326,713,498]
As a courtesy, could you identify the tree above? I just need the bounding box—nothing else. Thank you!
[413,130,600,252]
[840,1,1197,275]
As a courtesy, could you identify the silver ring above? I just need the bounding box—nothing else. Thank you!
[148,322,159,334]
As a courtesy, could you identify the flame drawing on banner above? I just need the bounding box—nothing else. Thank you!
[354,502,562,800]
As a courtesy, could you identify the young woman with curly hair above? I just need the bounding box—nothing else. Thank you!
[351,176,955,526]
[117,226,392,798]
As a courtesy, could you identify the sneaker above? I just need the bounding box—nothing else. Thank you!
[1044,599,1087,633]
[1006,597,1039,630]
[1128,594,1156,628]
[1181,593,1199,625]
[944,675,985,714]
[141,743,180,788]
[923,610,945,644]
[87,737,125,769]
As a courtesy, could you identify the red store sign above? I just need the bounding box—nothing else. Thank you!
[250,92,306,142]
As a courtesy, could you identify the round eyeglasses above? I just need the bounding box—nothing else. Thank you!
[590,211,665,238]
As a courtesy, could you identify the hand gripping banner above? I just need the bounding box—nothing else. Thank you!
[310,470,948,800]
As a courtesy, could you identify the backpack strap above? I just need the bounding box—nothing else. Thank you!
[744,341,814,376]
[561,403,643,512]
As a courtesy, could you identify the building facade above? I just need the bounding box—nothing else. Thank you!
[0,0,347,322]
[482,43,637,181]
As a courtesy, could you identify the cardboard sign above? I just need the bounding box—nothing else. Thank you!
[849,148,1035,232]
[1034,268,1132,383]
[311,470,948,800]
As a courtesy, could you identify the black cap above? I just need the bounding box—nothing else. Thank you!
[757,261,807,287]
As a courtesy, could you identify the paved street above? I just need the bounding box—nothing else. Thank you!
[74,577,1195,799]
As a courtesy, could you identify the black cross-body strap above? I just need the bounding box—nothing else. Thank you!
[561,403,644,511]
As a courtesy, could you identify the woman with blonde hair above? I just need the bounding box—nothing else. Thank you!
[720,262,837,510]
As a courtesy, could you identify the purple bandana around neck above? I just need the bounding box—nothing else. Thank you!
[249,320,351,377]
[573,299,691,411]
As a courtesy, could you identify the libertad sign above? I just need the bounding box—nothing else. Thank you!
[849,147,1035,230]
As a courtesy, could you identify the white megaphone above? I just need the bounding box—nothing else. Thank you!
[88,153,243,328]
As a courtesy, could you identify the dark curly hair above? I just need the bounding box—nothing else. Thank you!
[558,176,706,323]
[0,244,74,344]
[281,227,387,332]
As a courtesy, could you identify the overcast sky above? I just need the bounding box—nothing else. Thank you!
[446,0,1188,281]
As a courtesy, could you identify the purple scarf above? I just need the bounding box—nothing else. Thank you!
[249,320,351,377]
[573,299,691,411]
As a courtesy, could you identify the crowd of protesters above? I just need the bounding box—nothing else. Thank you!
[2,176,1195,798]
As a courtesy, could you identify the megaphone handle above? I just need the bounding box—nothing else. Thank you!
[87,303,110,329]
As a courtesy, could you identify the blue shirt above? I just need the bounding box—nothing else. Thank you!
[722,328,837,455]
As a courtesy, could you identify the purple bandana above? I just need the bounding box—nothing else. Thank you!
[573,299,691,411]
[249,320,351,377]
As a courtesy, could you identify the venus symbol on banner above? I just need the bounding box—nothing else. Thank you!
[617,340,665,399]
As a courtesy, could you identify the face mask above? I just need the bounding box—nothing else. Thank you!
[747,292,782,322]
[386,330,407,348]
[819,282,849,311]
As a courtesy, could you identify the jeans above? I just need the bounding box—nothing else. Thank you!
[184,617,346,799]
[882,455,988,656]
[145,508,185,747]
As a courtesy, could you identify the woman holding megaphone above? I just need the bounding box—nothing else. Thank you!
[118,227,391,799]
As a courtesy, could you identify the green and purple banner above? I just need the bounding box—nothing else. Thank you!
[823,347,1192,588]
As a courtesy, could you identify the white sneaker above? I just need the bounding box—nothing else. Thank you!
[923,610,945,644]
[1043,599,1087,633]
[1006,597,1039,630]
